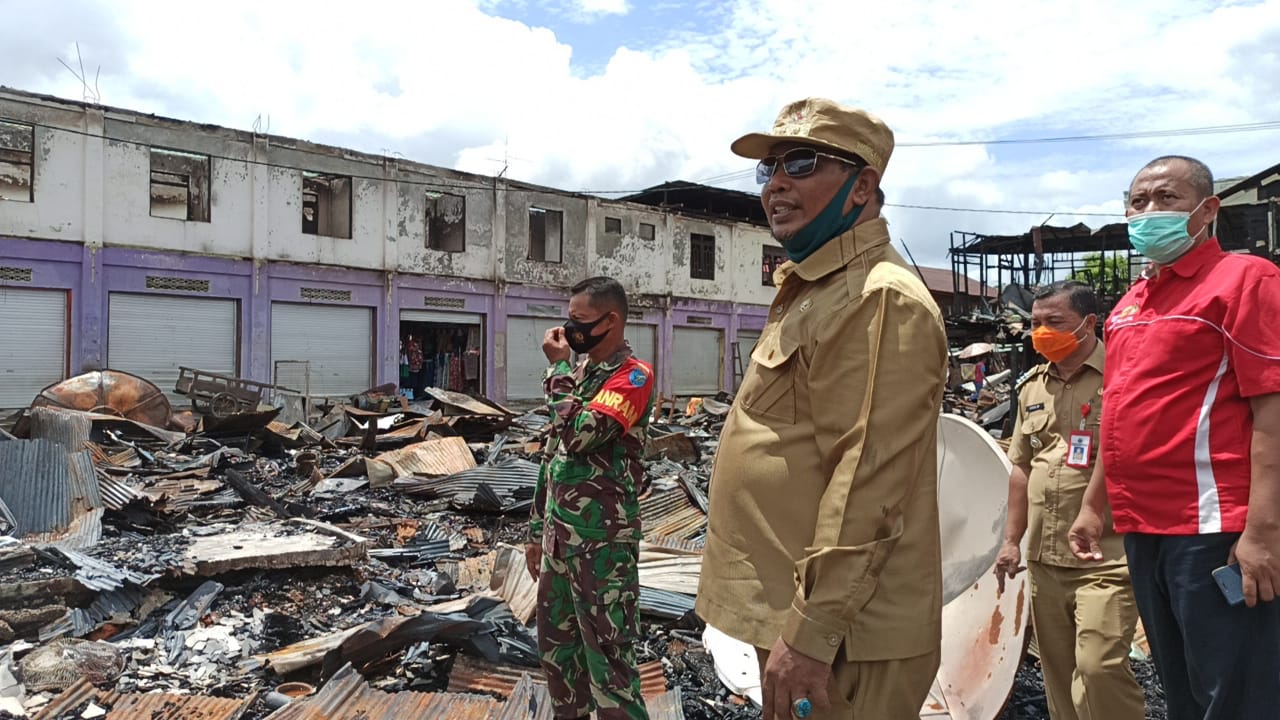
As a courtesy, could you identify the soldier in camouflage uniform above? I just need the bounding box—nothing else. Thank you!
[527,276,654,720]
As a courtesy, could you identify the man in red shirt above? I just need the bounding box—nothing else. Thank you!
[1070,156,1280,720]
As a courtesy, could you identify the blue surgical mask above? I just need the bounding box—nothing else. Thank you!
[1126,199,1208,265]
[781,173,864,263]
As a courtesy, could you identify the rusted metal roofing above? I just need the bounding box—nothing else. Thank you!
[36,678,254,720]
[645,688,686,720]
[266,663,500,720]
[97,474,145,511]
[447,656,668,700]
[375,436,476,477]
[0,438,102,547]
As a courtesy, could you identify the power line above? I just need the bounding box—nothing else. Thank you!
[886,202,1122,217]
[686,119,1280,185]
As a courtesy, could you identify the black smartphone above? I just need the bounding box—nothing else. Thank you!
[1212,564,1245,606]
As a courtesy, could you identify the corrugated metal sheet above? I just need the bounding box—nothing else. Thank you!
[392,457,537,512]
[373,436,476,477]
[42,546,158,592]
[490,673,554,720]
[28,507,104,551]
[27,407,91,450]
[489,543,537,624]
[646,688,686,720]
[639,587,697,620]
[267,663,499,720]
[447,656,668,700]
[0,438,103,548]
[34,678,252,720]
[98,474,145,511]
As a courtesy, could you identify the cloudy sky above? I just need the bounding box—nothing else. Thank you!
[3,0,1279,267]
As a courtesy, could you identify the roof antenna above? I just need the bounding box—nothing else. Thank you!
[57,42,101,104]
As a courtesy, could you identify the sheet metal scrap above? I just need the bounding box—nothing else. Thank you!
[0,437,102,541]
[34,677,253,720]
[265,662,500,720]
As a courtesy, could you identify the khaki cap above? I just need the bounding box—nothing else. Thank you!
[731,97,895,175]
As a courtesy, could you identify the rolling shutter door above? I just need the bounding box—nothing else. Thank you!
[0,288,67,408]
[672,327,723,396]
[107,293,238,400]
[271,303,373,397]
[506,316,553,401]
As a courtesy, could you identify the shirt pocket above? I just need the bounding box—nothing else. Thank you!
[1022,411,1053,448]
[740,327,799,424]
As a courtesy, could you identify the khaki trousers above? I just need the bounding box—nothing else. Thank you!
[1027,562,1144,720]
[755,647,939,719]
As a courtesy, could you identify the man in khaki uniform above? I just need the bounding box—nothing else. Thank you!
[995,281,1142,720]
[695,98,948,720]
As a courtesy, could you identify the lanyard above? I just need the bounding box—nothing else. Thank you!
[1079,401,1092,431]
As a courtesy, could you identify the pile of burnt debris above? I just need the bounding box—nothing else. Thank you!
[0,370,741,720]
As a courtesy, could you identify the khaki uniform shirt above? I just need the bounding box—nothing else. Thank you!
[695,218,948,664]
[1008,340,1126,567]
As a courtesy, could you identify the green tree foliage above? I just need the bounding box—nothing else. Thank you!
[1070,253,1132,297]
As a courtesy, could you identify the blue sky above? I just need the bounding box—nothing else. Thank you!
[2,0,1278,267]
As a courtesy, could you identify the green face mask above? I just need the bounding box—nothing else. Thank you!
[781,173,864,263]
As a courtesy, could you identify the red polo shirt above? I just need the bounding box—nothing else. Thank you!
[1102,238,1280,535]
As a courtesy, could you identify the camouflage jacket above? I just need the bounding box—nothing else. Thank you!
[530,345,655,554]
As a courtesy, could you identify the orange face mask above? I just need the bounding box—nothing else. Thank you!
[1031,318,1088,363]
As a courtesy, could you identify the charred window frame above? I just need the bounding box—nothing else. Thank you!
[0,119,34,203]
[149,148,211,221]
[762,246,788,286]
[302,172,353,238]
[528,206,563,263]
[604,216,622,235]
[426,191,466,252]
[690,233,716,280]
[638,222,656,241]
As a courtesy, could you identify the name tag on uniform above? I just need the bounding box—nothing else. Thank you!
[1025,403,1045,413]
[1066,430,1093,468]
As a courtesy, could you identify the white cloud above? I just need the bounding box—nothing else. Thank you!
[575,0,630,14]
[2,0,1278,269]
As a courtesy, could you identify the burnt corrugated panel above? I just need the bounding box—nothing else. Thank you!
[491,673,555,720]
[267,663,499,720]
[98,474,145,511]
[34,682,250,720]
[447,656,668,700]
[100,690,251,720]
[646,687,686,720]
[68,449,103,514]
[27,407,91,450]
[639,587,696,620]
[26,507,104,550]
[0,439,72,534]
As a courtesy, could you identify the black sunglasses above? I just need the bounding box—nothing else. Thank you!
[756,147,863,185]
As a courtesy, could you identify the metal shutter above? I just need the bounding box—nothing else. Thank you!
[0,288,67,408]
[672,327,723,396]
[505,316,553,401]
[271,302,373,397]
[625,324,658,387]
[108,293,238,400]
[399,309,483,325]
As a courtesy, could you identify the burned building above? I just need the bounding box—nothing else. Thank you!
[0,88,779,411]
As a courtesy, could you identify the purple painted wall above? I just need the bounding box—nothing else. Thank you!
[1,239,771,402]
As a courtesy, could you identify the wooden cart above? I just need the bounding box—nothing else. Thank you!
[174,366,295,417]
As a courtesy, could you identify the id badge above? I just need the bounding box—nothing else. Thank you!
[1066,430,1093,468]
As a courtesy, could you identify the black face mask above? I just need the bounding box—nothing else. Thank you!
[564,313,612,354]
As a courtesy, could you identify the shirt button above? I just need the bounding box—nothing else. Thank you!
[827,634,840,647]
[1065,384,1072,389]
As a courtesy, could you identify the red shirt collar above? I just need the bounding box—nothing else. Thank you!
[1161,237,1223,279]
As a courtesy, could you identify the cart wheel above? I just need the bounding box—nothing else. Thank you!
[210,393,239,418]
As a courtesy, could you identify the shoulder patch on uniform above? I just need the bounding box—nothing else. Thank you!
[1014,364,1047,391]
[629,368,647,387]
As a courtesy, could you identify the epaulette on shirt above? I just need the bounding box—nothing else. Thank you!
[1014,363,1048,392]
